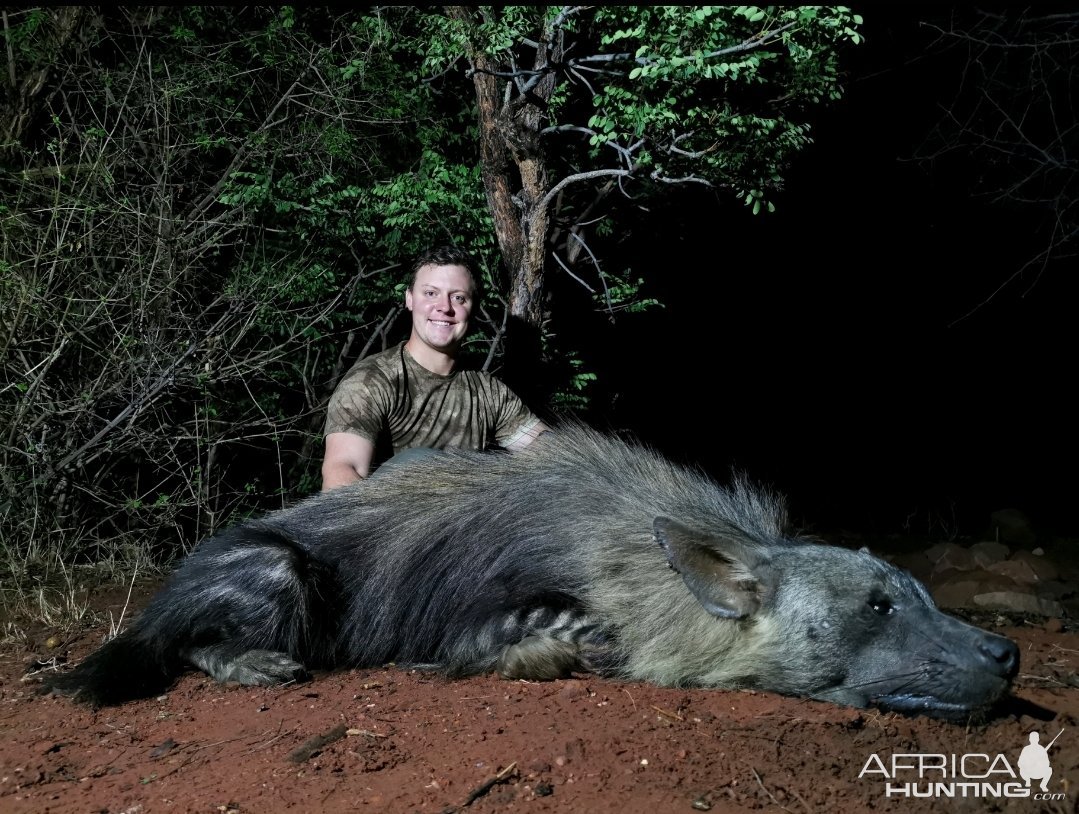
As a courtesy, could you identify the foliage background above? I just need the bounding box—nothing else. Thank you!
[1,5,863,600]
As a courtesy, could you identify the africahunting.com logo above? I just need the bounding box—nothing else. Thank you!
[859,728,1066,800]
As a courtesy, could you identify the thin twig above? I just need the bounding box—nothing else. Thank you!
[749,766,795,813]
[442,762,518,813]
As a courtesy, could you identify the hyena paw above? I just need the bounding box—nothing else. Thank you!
[222,650,309,686]
[497,636,580,680]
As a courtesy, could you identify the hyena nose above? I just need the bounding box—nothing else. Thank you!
[979,635,1020,679]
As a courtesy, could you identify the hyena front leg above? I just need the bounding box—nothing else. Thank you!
[495,606,613,680]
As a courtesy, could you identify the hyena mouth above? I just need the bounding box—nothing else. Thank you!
[873,693,975,718]
[872,687,1008,720]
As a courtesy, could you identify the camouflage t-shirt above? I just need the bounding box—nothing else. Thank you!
[324,342,541,465]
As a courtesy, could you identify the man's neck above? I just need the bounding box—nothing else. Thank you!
[404,337,457,376]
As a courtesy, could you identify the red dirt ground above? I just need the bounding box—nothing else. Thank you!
[2,585,1077,814]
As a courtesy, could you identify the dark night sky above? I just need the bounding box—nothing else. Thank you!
[579,7,1075,539]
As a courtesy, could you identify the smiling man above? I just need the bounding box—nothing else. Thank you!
[321,246,549,490]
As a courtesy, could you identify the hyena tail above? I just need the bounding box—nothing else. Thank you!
[42,523,340,707]
[41,628,179,707]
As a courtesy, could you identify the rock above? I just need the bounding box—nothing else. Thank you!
[925,541,965,564]
[928,565,963,587]
[973,591,1063,617]
[1045,618,1064,634]
[990,508,1036,546]
[932,580,982,609]
[558,680,589,700]
[1033,580,1074,600]
[986,559,1039,584]
[929,544,977,578]
[969,541,1010,567]
[1009,549,1058,581]
[931,571,1021,609]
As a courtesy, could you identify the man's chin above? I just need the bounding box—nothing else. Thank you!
[418,333,464,354]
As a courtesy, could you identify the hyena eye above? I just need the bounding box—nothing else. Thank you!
[869,598,895,616]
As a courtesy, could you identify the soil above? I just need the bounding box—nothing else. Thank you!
[2,583,1078,814]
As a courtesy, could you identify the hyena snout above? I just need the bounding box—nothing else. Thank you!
[973,631,1019,680]
[935,611,1020,681]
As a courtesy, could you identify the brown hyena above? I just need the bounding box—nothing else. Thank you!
[44,425,1018,719]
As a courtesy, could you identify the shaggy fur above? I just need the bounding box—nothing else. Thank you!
[45,425,1019,718]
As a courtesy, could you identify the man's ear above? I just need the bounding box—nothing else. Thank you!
[404,287,413,310]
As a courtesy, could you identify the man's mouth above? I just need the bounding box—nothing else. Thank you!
[429,320,454,327]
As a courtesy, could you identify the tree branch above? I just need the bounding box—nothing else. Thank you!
[534,168,634,222]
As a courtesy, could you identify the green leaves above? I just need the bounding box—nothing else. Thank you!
[735,6,768,24]
[583,5,860,214]
[742,188,776,215]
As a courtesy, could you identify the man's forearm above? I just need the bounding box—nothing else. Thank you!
[321,463,364,491]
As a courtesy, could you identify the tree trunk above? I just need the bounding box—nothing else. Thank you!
[1,7,88,149]
[446,7,560,330]
[469,46,527,305]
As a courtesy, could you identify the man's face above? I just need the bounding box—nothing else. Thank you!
[405,263,475,354]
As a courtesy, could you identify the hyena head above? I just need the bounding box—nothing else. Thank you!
[654,518,1019,719]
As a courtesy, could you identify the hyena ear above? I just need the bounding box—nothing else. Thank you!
[653,516,773,620]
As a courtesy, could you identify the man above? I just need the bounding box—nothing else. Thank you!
[321,246,549,490]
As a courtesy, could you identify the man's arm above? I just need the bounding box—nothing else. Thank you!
[503,420,550,451]
[321,432,376,491]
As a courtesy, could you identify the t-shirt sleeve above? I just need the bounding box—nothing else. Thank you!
[489,378,542,448]
[323,364,393,442]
